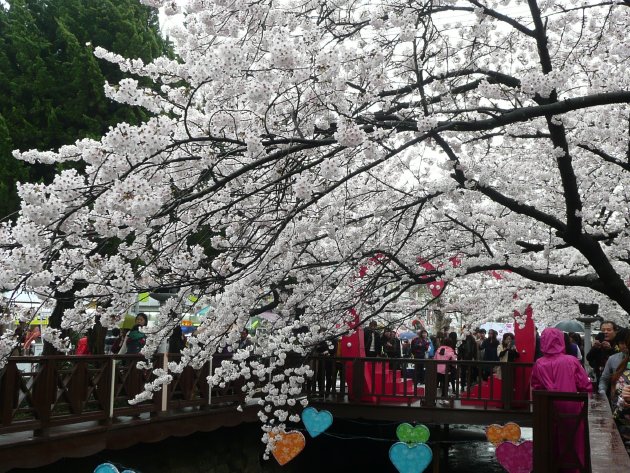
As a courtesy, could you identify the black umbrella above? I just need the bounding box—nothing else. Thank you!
[554,320,584,333]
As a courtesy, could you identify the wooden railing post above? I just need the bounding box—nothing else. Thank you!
[34,358,55,437]
[532,391,551,473]
[338,359,346,399]
[1,360,18,427]
[580,397,591,473]
[533,391,592,472]
[424,360,437,407]
[501,363,514,410]
[69,358,87,415]
[352,358,364,400]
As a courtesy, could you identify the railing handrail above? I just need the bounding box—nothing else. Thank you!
[3,354,616,473]
[5,352,253,362]
[0,353,245,437]
[303,354,535,366]
[532,390,590,399]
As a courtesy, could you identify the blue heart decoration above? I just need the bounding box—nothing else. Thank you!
[302,407,333,438]
[94,464,119,473]
[94,463,135,473]
[389,442,433,473]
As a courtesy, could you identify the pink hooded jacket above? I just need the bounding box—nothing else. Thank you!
[531,327,592,394]
[434,345,456,374]
[531,327,592,472]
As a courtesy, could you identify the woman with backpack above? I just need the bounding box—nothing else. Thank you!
[434,338,457,397]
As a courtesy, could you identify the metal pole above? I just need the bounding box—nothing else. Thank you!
[583,322,592,362]
[109,360,116,418]
[161,352,168,412]
[208,355,212,406]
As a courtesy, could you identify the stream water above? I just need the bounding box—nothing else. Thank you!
[447,425,533,472]
[12,423,531,472]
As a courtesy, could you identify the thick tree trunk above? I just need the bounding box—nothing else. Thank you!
[42,289,75,355]
[88,316,107,355]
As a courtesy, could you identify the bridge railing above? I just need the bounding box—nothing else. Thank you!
[0,354,245,436]
[305,355,534,410]
[532,391,590,473]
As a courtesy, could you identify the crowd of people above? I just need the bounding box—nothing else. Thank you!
[583,321,630,453]
[362,320,630,456]
[361,322,524,390]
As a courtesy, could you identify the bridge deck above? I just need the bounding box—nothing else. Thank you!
[2,354,629,472]
[0,405,258,472]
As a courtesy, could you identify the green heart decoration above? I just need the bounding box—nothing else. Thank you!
[396,423,430,444]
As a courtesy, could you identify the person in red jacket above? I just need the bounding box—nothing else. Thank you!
[76,335,90,355]
[23,326,41,355]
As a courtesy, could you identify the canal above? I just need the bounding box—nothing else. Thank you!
[11,421,530,472]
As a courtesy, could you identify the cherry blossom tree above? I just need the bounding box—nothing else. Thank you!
[2,0,630,449]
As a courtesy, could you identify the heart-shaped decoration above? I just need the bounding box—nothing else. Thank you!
[302,407,333,438]
[485,422,521,446]
[495,441,533,473]
[94,464,119,473]
[270,431,306,466]
[396,423,430,444]
[389,442,433,473]
[94,464,135,473]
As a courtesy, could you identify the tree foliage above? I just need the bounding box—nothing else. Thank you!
[2,0,630,447]
[0,0,170,219]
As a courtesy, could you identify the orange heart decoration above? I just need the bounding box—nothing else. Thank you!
[485,422,522,446]
[270,431,306,465]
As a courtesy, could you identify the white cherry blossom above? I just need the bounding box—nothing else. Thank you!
[2,0,630,442]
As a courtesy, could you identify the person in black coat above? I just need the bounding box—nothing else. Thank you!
[168,325,186,354]
[364,321,382,357]
[498,332,520,362]
[586,321,618,384]
[480,329,500,379]
[382,328,401,370]
[458,334,479,388]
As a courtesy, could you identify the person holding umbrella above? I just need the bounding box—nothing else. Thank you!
[398,330,416,358]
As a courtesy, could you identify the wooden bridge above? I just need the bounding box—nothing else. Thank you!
[1,354,628,472]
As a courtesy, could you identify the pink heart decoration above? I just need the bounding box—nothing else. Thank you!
[495,441,533,473]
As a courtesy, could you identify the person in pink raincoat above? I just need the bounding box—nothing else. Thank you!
[531,327,593,472]
[434,338,457,397]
